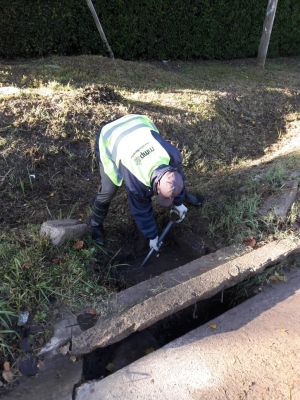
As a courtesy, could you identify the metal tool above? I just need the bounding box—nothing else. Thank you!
[140,209,183,268]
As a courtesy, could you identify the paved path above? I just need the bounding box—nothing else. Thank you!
[76,267,300,400]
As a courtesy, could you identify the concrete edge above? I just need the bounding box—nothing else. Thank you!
[107,243,250,313]
[71,237,300,355]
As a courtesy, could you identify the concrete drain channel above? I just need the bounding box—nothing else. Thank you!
[6,238,300,400]
[81,286,240,383]
[71,237,300,398]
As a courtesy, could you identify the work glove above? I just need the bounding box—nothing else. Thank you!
[149,235,161,252]
[173,204,188,222]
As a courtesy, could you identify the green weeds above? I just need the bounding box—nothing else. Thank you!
[0,301,18,356]
[261,164,286,189]
[0,226,114,356]
[205,195,261,242]
[230,262,289,306]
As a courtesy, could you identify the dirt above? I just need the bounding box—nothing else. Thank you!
[1,56,300,396]
[1,58,299,258]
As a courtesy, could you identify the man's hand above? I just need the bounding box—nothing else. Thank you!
[173,204,188,221]
[149,236,161,252]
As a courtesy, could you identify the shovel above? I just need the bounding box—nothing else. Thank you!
[140,209,183,268]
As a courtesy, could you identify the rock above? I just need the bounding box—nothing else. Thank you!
[40,219,90,246]
[19,358,38,376]
[0,86,20,96]
[259,180,298,218]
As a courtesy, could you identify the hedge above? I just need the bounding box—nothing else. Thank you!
[0,0,299,59]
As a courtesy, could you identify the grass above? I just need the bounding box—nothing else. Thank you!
[0,55,300,360]
[0,227,111,312]
[0,225,115,358]
[0,300,19,357]
[229,254,298,306]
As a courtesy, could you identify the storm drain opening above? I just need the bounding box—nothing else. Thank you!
[81,281,257,382]
[80,251,298,384]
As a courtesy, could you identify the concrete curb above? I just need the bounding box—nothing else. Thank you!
[71,237,300,355]
[75,267,300,400]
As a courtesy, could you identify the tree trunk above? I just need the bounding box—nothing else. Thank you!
[257,0,278,68]
[86,0,117,70]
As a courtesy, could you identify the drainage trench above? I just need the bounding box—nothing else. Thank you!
[81,284,254,383]
[77,236,297,387]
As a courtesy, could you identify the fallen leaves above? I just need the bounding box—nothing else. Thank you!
[2,362,14,382]
[242,236,257,248]
[2,370,14,383]
[37,360,45,369]
[51,254,67,264]
[269,275,277,281]
[144,348,154,355]
[60,341,70,355]
[3,362,10,371]
[208,323,217,329]
[269,273,285,282]
[277,328,288,334]
[106,362,114,373]
[291,220,300,231]
[74,241,84,250]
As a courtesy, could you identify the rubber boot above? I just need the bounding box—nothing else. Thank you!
[91,219,105,246]
[185,191,207,206]
[91,202,110,246]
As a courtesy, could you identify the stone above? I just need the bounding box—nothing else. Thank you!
[259,180,298,218]
[40,219,90,246]
[71,238,300,355]
[0,86,20,96]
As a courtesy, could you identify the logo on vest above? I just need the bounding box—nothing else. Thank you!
[133,147,155,165]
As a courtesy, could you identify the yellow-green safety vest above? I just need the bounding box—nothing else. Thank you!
[98,114,171,187]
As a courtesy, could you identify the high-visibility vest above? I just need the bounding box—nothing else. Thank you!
[98,115,170,186]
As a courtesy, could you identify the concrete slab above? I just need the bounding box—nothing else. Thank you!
[259,179,298,218]
[5,355,82,400]
[40,219,89,245]
[36,244,250,357]
[71,238,300,355]
[75,267,300,400]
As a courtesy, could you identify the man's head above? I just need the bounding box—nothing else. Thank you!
[157,170,183,207]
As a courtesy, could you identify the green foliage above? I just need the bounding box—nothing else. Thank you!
[0,226,109,315]
[0,0,299,59]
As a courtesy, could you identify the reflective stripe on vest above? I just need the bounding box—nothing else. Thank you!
[99,115,170,186]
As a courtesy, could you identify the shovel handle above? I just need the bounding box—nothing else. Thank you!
[140,221,173,268]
